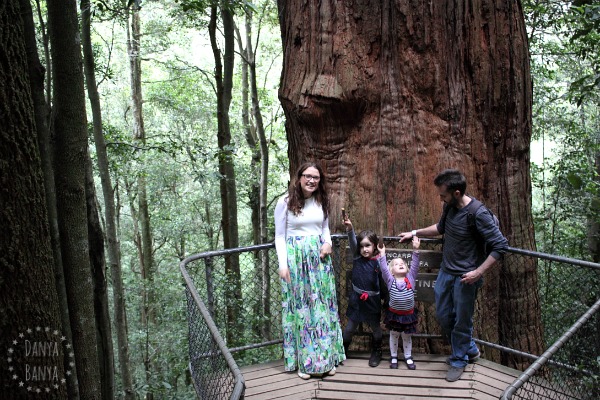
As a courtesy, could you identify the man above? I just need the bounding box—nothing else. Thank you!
[399,169,508,382]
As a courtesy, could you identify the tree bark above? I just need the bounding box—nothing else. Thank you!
[0,1,65,397]
[47,0,102,396]
[278,0,543,365]
[81,0,135,397]
[18,0,80,396]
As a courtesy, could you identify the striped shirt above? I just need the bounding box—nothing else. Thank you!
[389,278,414,312]
[380,252,420,313]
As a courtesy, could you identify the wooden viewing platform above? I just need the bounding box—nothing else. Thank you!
[240,353,521,399]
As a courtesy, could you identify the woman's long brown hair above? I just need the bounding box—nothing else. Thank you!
[287,162,329,220]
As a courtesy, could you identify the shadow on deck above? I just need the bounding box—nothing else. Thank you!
[242,353,520,400]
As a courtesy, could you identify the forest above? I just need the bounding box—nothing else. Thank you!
[0,0,598,399]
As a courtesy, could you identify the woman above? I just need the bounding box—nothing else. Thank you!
[274,162,346,379]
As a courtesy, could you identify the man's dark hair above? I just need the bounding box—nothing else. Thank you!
[434,169,467,195]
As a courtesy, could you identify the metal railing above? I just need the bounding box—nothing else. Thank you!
[180,235,600,400]
[501,297,600,400]
[181,258,246,400]
[499,247,600,400]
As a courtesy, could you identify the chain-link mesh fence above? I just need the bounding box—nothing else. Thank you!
[182,244,285,368]
[504,301,599,400]
[181,234,599,399]
[500,251,600,400]
[181,263,245,400]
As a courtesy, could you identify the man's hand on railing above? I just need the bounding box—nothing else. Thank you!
[279,267,291,283]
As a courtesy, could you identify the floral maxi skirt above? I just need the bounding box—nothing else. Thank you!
[281,235,346,374]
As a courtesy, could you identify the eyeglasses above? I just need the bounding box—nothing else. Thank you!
[301,174,320,182]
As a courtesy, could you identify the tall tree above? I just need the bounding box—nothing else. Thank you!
[209,1,242,344]
[235,1,274,338]
[277,0,543,366]
[47,0,101,396]
[0,0,65,398]
[17,0,80,395]
[84,155,115,400]
[126,3,157,396]
[81,0,135,397]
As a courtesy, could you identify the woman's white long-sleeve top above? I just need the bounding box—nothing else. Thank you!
[274,196,332,271]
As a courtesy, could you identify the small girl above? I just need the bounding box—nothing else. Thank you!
[379,236,420,370]
[342,214,385,367]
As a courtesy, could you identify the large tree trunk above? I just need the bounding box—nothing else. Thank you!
[19,0,80,396]
[277,0,543,365]
[47,0,102,396]
[81,1,135,397]
[0,1,65,398]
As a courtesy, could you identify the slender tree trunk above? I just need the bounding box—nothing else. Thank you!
[0,1,65,397]
[84,156,115,400]
[277,0,543,366]
[80,3,115,398]
[19,0,80,396]
[47,0,102,396]
[242,5,273,340]
[127,5,155,397]
[235,18,265,338]
[209,2,242,345]
[81,0,135,397]
[235,23,261,247]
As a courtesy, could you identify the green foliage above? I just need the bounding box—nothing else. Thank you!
[524,0,600,258]
[524,3,600,382]
[81,1,600,397]
[567,2,600,104]
[83,1,288,397]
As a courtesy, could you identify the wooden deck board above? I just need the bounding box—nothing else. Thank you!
[240,354,523,399]
[317,380,475,398]
[244,374,317,398]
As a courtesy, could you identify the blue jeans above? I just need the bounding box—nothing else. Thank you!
[434,269,482,368]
